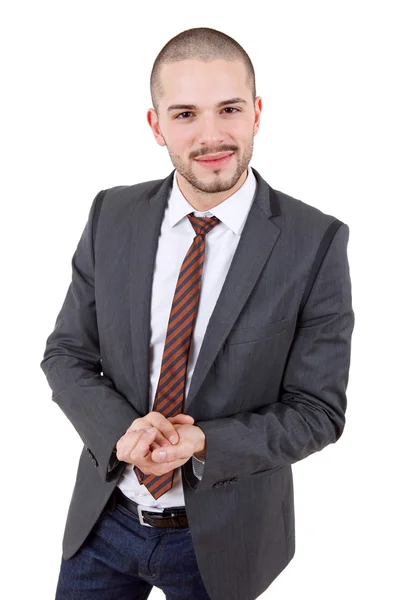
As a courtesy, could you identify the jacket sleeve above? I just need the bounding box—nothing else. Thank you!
[40,190,140,483]
[191,222,355,491]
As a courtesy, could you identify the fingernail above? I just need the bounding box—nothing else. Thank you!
[169,436,178,444]
[156,451,166,461]
[146,427,155,432]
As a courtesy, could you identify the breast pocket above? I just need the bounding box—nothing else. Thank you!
[249,465,284,479]
[225,317,289,345]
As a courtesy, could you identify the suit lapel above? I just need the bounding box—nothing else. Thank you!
[129,172,175,416]
[129,167,281,416]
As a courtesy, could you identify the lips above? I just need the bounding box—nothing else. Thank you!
[195,152,234,162]
[194,152,235,169]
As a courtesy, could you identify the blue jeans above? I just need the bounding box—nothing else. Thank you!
[55,498,211,599]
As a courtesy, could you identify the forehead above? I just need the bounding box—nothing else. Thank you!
[158,59,249,106]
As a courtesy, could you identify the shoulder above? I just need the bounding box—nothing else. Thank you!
[251,168,347,232]
[270,187,348,242]
[101,176,166,210]
[274,186,343,223]
[89,175,168,244]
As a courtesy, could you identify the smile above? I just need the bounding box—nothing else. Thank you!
[194,152,234,169]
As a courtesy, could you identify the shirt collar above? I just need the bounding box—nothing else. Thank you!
[168,166,257,236]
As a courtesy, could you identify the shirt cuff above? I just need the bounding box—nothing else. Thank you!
[192,455,205,480]
[108,447,120,472]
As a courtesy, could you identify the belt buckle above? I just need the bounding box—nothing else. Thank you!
[137,504,164,527]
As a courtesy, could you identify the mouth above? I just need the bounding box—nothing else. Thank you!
[194,152,235,169]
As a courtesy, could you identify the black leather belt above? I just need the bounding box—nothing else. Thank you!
[108,486,188,529]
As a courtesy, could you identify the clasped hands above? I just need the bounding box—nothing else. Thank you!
[115,412,206,477]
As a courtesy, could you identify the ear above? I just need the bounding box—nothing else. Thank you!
[147,108,166,147]
[253,96,262,136]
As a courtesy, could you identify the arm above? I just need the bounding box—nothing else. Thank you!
[193,222,354,490]
[40,190,140,483]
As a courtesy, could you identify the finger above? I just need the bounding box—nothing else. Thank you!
[125,417,175,444]
[168,415,195,425]
[116,428,150,461]
[126,419,152,434]
[151,444,190,464]
[153,428,177,447]
[144,426,175,448]
[126,413,193,435]
[147,412,182,445]
[130,428,159,462]
[150,415,194,446]
[124,425,172,449]
[150,440,169,451]
[126,414,194,447]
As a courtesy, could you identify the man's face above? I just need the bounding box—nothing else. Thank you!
[148,59,262,194]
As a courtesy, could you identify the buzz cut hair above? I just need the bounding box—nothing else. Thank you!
[150,27,256,115]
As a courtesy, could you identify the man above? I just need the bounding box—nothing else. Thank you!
[41,27,354,600]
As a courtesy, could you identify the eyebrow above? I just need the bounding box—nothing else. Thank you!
[167,97,248,112]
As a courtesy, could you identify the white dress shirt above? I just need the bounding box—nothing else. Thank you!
[116,165,257,508]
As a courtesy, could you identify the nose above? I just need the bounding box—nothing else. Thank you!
[196,114,225,147]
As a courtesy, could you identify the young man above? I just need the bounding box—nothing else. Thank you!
[41,27,354,600]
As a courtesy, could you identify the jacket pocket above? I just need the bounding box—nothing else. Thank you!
[225,318,289,345]
[249,465,284,478]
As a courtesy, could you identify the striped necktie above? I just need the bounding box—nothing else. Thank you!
[134,212,221,499]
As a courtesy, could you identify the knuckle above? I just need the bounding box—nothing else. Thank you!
[128,419,142,431]
[127,451,136,463]
[152,413,165,428]
[153,422,172,440]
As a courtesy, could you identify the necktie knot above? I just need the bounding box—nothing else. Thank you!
[187,213,221,237]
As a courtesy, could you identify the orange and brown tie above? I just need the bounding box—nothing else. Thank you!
[134,212,221,499]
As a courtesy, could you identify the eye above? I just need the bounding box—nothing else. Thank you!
[223,107,239,114]
[175,107,240,119]
[176,112,193,119]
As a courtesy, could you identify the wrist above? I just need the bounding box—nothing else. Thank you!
[194,426,206,459]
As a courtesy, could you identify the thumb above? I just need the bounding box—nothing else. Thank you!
[168,414,194,424]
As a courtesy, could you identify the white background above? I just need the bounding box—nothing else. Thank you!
[1,1,399,598]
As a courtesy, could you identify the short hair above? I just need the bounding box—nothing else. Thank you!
[150,27,256,115]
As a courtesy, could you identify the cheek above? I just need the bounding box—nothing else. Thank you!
[232,117,254,136]
[170,142,193,162]
[165,124,193,147]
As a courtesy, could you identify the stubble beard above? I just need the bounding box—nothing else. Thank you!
[167,138,254,196]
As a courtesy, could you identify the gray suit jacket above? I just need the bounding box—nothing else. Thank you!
[40,167,354,600]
